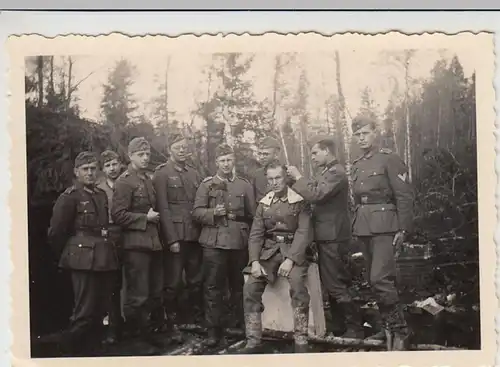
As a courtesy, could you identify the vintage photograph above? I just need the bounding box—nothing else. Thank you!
[8,32,495,365]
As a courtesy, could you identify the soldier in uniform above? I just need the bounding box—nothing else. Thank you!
[252,137,281,202]
[47,152,119,353]
[153,133,203,326]
[111,137,165,345]
[192,144,256,346]
[287,135,364,339]
[350,115,414,350]
[240,159,312,354]
[97,150,124,344]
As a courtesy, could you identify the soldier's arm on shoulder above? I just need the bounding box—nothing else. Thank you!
[385,153,415,232]
[248,204,265,264]
[191,181,216,226]
[111,178,148,231]
[292,165,347,203]
[287,202,313,265]
[152,168,180,245]
[47,190,76,255]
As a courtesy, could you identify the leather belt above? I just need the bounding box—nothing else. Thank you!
[75,228,110,238]
[356,195,393,205]
[227,212,251,223]
[264,233,294,243]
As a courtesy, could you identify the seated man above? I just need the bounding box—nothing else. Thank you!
[240,159,313,354]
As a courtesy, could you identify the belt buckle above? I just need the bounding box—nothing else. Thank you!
[361,196,368,204]
[276,235,285,243]
[101,228,109,237]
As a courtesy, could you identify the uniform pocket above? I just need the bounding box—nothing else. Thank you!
[59,238,96,270]
[368,204,399,234]
[172,216,185,239]
[167,178,185,201]
[76,203,97,227]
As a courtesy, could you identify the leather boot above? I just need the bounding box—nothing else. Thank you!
[338,301,364,339]
[165,312,184,344]
[326,299,346,336]
[365,307,386,341]
[205,327,222,347]
[236,312,263,354]
[381,303,410,351]
[293,307,309,353]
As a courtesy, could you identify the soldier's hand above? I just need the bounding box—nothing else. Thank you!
[170,242,181,253]
[251,261,267,278]
[147,208,160,223]
[278,258,294,277]
[286,165,302,180]
[393,230,405,256]
[214,204,227,217]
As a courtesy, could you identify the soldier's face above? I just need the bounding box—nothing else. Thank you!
[258,148,278,166]
[354,124,377,150]
[129,149,151,169]
[216,154,235,175]
[170,139,189,163]
[267,166,287,194]
[103,158,121,180]
[74,162,98,186]
[310,144,329,167]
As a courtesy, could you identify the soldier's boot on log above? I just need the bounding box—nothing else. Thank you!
[365,307,386,341]
[236,312,264,354]
[339,301,365,339]
[325,299,346,336]
[205,327,223,347]
[381,303,410,351]
[293,307,309,354]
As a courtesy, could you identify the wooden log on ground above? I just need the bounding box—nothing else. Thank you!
[217,340,246,354]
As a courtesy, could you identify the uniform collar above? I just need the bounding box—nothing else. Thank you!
[127,163,148,179]
[215,172,235,183]
[320,158,338,174]
[260,187,304,206]
[75,180,97,194]
[169,158,188,172]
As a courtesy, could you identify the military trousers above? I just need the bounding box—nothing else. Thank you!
[122,250,164,330]
[317,241,353,303]
[202,247,248,329]
[358,235,399,305]
[163,241,203,314]
[243,252,310,314]
[68,270,116,339]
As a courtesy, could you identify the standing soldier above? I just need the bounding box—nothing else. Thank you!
[192,144,256,347]
[350,115,414,351]
[47,152,120,354]
[111,137,165,347]
[287,135,364,339]
[97,150,124,344]
[153,133,203,327]
[240,159,313,354]
[252,137,281,202]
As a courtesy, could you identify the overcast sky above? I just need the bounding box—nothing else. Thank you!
[32,47,476,128]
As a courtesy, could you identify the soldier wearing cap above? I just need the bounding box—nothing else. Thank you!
[152,133,203,327]
[350,115,414,350]
[192,143,256,347]
[287,135,364,339]
[252,137,282,202]
[97,150,124,344]
[47,152,120,353]
[111,137,165,347]
[240,159,313,354]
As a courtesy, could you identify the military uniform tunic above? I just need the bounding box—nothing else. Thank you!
[153,159,203,317]
[47,182,118,341]
[351,148,414,305]
[111,164,164,330]
[251,167,269,203]
[192,174,256,329]
[292,159,354,304]
[243,187,312,313]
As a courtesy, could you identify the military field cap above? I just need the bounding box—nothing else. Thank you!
[128,137,151,154]
[100,150,120,164]
[351,115,376,133]
[309,134,334,148]
[215,143,234,158]
[74,151,98,168]
[258,136,281,150]
[169,133,187,148]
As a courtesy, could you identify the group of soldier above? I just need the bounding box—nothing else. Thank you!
[46,113,414,355]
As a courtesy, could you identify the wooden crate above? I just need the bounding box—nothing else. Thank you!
[396,242,434,289]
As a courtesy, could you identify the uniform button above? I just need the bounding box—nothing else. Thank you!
[382,207,385,211]
[84,210,87,213]
[78,244,82,248]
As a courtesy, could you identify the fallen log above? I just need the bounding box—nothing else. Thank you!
[217,340,246,354]
[177,324,464,351]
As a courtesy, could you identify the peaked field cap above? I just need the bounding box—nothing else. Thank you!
[258,136,281,150]
[74,151,98,168]
[308,134,334,147]
[100,150,120,164]
[351,115,376,133]
[128,137,151,154]
[215,143,234,158]
[169,133,187,147]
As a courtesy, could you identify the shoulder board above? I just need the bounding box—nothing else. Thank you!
[62,185,76,195]
[380,148,392,154]
[155,162,167,172]
[94,186,106,193]
[237,176,251,184]
[328,165,337,173]
[202,176,213,183]
[120,170,131,178]
[352,156,363,165]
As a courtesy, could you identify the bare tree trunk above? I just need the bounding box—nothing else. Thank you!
[36,56,44,107]
[49,56,55,96]
[164,56,172,126]
[404,51,413,183]
[335,51,354,205]
[66,56,74,111]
